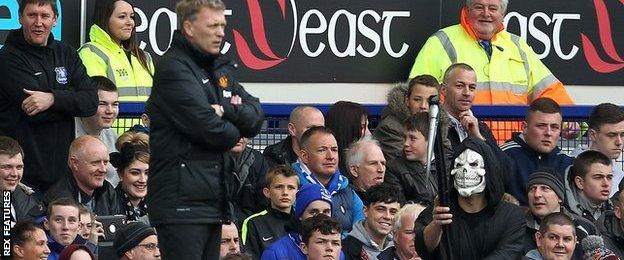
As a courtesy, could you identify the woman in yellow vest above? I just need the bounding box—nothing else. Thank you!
[79,0,154,103]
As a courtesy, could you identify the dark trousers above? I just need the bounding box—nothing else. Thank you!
[155,223,222,260]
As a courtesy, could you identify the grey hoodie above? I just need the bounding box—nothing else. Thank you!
[343,220,394,259]
[564,167,612,222]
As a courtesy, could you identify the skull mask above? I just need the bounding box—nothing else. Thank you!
[451,149,486,197]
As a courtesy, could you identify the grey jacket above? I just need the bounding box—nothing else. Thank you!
[342,220,394,260]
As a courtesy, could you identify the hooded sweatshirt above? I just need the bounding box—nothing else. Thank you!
[415,137,525,260]
[342,220,394,260]
[564,167,613,222]
[292,161,364,234]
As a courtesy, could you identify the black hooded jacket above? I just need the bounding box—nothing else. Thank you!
[415,137,525,260]
[0,29,97,192]
[146,31,264,225]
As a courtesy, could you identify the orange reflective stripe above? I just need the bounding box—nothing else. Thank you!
[473,89,529,105]
[534,81,575,105]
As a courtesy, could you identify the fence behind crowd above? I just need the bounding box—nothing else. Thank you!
[116,103,624,170]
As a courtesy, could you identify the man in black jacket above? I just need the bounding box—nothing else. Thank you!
[145,0,264,259]
[263,106,325,166]
[229,137,272,223]
[595,188,624,256]
[415,137,525,259]
[0,0,98,194]
[43,136,123,216]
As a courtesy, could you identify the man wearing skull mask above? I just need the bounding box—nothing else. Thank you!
[414,136,525,259]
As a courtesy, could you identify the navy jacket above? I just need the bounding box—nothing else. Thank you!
[501,134,573,205]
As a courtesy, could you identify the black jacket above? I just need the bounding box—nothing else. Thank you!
[146,31,264,225]
[242,207,293,259]
[0,29,97,192]
[43,173,124,216]
[595,210,624,257]
[384,157,437,207]
[415,137,525,260]
[12,184,45,221]
[229,146,271,223]
[263,136,298,166]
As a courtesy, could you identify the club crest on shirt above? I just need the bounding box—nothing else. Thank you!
[54,67,68,84]
[218,76,228,89]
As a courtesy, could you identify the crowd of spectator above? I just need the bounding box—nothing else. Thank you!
[1,0,623,259]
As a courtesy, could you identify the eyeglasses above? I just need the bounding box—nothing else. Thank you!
[136,243,159,251]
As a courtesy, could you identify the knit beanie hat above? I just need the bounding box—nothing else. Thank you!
[582,247,620,260]
[294,184,333,218]
[114,222,157,257]
[527,168,565,200]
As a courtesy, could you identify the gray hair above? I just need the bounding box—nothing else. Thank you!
[392,203,427,231]
[176,0,226,26]
[346,136,381,168]
[466,0,508,13]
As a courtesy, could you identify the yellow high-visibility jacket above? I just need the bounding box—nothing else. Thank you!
[409,21,573,105]
[79,24,154,102]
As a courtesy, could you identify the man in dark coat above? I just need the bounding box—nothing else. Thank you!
[415,137,525,260]
[145,1,264,259]
[595,188,624,256]
[0,0,97,194]
[43,136,123,216]
[522,168,596,259]
[228,137,272,223]
[263,106,324,165]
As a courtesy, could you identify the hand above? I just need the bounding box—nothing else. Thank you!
[230,95,242,105]
[211,104,224,117]
[458,110,485,141]
[431,206,453,227]
[22,89,54,116]
[88,219,105,244]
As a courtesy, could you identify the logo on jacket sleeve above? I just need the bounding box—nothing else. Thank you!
[54,67,68,84]
[218,75,229,89]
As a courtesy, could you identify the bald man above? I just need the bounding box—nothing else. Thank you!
[43,135,123,215]
[264,106,325,165]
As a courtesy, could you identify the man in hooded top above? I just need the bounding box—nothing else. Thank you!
[414,136,525,259]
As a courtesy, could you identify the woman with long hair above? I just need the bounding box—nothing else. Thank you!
[79,0,154,102]
[325,101,371,174]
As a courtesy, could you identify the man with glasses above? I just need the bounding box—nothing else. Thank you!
[114,222,161,260]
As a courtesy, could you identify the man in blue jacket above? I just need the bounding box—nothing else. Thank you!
[292,126,364,234]
[501,97,573,205]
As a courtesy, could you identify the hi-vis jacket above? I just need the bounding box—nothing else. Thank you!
[79,24,154,102]
[409,9,574,105]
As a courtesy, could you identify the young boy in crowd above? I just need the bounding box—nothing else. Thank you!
[384,112,437,206]
[299,214,343,260]
[565,150,614,222]
[242,165,299,259]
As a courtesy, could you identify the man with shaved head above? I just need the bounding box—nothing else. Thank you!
[43,135,123,215]
[264,106,325,165]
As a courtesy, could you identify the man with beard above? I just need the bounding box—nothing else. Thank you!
[415,137,525,259]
